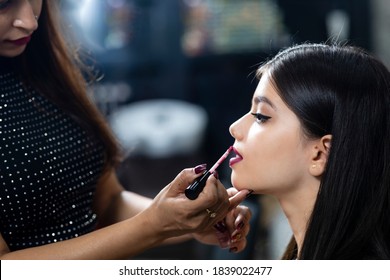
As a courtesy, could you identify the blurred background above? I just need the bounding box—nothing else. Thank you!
[59,0,387,259]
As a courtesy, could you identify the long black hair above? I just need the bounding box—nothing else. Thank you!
[15,0,121,172]
[258,43,390,259]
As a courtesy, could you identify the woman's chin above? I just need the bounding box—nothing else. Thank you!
[0,48,25,58]
[230,176,246,192]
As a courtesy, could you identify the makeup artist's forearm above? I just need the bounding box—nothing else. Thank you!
[99,190,153,226]
[0,213,163,260]
[102,193,193,245]
[162,234,193,245]
[99,193,194,246]
[118,193,197,245]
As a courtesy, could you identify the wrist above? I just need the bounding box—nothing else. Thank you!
[138,206,173,242]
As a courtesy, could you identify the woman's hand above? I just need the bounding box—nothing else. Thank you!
[141,167,232,240]
[192,188,252,253]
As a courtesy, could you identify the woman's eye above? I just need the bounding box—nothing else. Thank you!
[251,112,271,124]
[0,0,11,10]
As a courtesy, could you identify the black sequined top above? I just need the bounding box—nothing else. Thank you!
[0,69,105,251]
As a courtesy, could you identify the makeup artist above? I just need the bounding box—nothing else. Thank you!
[0,0,251,259]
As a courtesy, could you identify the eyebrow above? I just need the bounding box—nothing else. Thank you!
[253,96,276,109]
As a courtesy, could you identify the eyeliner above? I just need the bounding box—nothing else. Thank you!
[185,146,233,200]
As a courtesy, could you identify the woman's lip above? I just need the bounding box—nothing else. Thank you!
[7,35,32,46]
[229,146,243,167]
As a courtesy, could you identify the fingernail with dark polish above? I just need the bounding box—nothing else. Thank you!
[212,170,219,179]
[231,232,242,243]
[218,236,230,248]
[214,221,227,233]
[236,222,244,230]
[229,247,238,253]
[214,227,230,248]
[194,164,207,174]
[246,190,254,198]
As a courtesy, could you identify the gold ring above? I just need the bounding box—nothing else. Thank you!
[206,208,216,218]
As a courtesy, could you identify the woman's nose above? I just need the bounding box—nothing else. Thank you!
[12,3,39,32]
[229,116,244,140]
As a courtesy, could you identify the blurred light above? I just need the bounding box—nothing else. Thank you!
[107,0,126,9]
[78,0,95,30]
[183,0,203,8]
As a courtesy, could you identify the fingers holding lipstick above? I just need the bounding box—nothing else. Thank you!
[145,167,230,238]
[168,168,205,193]
[186,168,230,225]
[197,174,230,223]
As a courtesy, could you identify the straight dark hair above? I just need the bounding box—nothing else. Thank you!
[13,0,120,172]
[258,43,390,259]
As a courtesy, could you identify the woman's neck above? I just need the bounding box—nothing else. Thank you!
[277,180,320,257]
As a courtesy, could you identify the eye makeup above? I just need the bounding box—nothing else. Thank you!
[185,146,233,200]
[0,0,11,10]
[251,112,271,123]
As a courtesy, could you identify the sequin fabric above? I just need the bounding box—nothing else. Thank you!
[0,71,105,250]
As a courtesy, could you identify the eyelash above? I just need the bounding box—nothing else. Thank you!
[0,0,11,10]
[251,113,271,124]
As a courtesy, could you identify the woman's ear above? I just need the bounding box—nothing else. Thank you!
[309,134,332,177]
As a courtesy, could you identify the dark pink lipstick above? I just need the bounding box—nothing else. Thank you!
[7,35,31,46]
[229,146,243,167]
[185,146,233,200]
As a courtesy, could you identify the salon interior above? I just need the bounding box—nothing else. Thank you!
[60,0,388,259]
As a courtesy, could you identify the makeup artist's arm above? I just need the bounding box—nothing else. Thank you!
[94,170,252,251]
[0,168,229,259]
[93,170,153,226]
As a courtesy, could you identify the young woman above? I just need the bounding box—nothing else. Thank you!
[229,43,390,259]
[0,0,251,259]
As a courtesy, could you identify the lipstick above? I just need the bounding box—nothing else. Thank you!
[7,35,31,46]
[229,146,243,167]
[185,146,233,200]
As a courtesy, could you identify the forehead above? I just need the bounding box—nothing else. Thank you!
[252,73,281,110]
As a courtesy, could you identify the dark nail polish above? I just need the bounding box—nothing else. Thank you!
[214,221,227,233]
[218,236,230,245]
[212,170,219,179]
[194,164,207,174]
[246,190,254,198]
[231,233,242,243]
[229,247,238,253]
[237,222,244,230]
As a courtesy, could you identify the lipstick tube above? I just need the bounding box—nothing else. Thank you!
[185,146,232,200]
[185,170,212,200]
